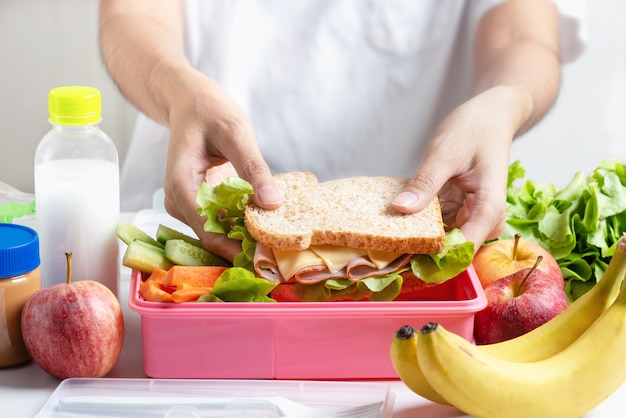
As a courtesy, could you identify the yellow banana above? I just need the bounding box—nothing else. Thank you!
[415,271,626,418]
[390,325,449,405]
[390,234,626,403]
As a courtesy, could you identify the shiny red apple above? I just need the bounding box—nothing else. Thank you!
[473,257,569,345]
[472,233,564,289]
[20,253,124,379]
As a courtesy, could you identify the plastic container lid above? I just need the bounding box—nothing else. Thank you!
[36,378,395,418]
[0,223,40,278]
[48,86,102,126]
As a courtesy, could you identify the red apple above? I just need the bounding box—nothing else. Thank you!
[20,253,124,379]
[472,234,564,289]
[474,257,570,345]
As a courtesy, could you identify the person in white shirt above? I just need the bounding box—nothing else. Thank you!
[99,0,585,260]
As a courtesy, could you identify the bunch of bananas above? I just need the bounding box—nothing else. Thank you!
[391,234,626,418]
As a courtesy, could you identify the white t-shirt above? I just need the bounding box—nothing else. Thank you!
[121,0,586,211]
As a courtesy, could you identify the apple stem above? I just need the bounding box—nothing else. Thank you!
[65,252,73,285]
[517,255,543,295]
[512,233,521,261]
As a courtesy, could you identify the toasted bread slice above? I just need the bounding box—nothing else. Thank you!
[244,172,445,254]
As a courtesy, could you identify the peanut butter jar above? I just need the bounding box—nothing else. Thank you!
[0,223,41,368]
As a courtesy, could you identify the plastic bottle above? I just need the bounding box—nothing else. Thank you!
[34,86,120,296]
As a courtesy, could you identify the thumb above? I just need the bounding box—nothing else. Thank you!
[229,149,283,210]
[392,168,446,214]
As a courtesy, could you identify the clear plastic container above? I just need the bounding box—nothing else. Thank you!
[34,86,120,296]
[36,378,395,418]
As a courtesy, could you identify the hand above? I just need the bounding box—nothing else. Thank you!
[162,69,283,260]
[392,86,531,251]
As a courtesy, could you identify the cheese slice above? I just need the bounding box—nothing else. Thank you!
[272,248,323,281]
[310,245,368,273]
[367,249,405,269]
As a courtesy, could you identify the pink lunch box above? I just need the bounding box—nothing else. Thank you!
[128,266,486,380]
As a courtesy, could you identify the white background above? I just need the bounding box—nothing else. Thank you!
[0,0,625,195]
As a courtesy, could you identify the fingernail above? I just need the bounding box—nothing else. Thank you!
[256,185,283,206]
[393,192,419,208]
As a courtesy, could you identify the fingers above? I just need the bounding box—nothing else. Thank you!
[164,169,245,261]
[453,193,507,253]
[199,231,246,262]
[460,218,505,254]
[392,164,498,252]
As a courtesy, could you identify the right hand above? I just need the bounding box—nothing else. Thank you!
[162,68,283,261]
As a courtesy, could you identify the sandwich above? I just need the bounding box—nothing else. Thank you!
[196,172,474,302]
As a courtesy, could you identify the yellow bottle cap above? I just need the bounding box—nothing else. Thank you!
[48,86,102,126]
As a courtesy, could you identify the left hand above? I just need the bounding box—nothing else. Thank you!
[392,85,531,251]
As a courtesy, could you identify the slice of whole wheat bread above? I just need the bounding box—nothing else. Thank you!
[244,172,445,254]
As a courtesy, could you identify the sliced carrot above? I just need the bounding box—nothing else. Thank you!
[140,276,173,302]
[170,287,214,303]
[139,266,229,303]
[175,281,212,290]
[161,265,228,289]
[146,268,167,284]
[154,272,177,294]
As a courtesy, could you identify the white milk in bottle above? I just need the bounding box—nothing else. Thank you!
[34,86,120,295]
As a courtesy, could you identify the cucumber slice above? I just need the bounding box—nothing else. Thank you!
[156,224,202,248]
[122,240,174,273]
[164,239,229,267]
[116,221,164,248]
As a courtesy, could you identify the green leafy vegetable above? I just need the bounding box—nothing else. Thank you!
[359,273,404,301]
[196,178,256,271]
[288,273,404,302]
[501,159,626,301]
[410,229,474,283]
[196,177,252,234]
[228,225,257,271]
[199,267,277,302]
[0,200,36,223]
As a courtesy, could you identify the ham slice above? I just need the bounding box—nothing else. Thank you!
[347,253,412,281]
[253,243,283,282]
[253,243,411,284]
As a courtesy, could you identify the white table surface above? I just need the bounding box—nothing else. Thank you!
[2,212,625,417]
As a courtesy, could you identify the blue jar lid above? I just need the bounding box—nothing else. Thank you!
[0,223,40,278]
